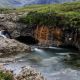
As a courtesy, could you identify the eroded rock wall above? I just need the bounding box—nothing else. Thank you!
[34,25,63,46]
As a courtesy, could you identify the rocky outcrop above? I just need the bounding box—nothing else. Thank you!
[0,38,30,57]
[0,13,29,38]
[0,13,80,51]
[16,66,45,80]
[0,13,37,45]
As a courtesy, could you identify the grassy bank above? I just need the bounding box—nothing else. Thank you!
[18,2,80,30]
[0,71,13,80]
[17,1,80,13]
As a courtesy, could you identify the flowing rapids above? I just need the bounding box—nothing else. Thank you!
[2,47,80,80]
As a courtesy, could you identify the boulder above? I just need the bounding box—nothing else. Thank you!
[0,38,30,57]
[16,66,45,80]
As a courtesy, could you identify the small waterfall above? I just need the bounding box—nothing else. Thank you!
[0,31,7,38]
[0,30,11,38]
[34,48,49,57]
[34,48,43,52]
[49,46,63,50]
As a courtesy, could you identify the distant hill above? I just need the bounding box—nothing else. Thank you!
[0,0,79,8]
[0,0,21,8]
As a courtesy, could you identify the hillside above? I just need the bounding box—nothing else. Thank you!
[16,1,80,12]
[0,0,21,8]
[18,2,80,29]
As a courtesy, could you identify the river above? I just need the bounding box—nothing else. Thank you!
[2,47,80,80]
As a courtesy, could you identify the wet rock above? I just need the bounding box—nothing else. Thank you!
[0,38,30,57]
[16,66,45,80]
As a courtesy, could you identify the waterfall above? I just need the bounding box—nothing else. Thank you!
[0,31,7,38]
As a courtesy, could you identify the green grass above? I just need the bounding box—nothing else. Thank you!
[18,2,80,30]
[0,71,13,80]
[16,1,80,13]
[0,1,80,13]
[0,8,16,13]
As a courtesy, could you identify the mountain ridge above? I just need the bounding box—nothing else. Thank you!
[0,0,79,8]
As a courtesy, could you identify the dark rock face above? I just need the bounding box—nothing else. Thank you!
[34,25,80,50]
[62,28,80,50]
[16,36,39,45]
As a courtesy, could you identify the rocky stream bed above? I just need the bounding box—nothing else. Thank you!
[0,12,80,80]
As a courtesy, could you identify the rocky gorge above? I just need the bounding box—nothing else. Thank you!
[0,13,79,80]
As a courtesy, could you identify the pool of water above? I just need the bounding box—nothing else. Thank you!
[3,47,80,80]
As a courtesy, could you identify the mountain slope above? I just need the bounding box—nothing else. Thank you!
[0,0,79,8]
[0,0,21,8]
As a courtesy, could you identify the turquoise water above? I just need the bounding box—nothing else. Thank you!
[4,47,80,80]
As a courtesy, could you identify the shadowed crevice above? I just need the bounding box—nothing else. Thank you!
[15,36,39,45]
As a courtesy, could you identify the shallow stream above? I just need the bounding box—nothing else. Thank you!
[2,47,80,80]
